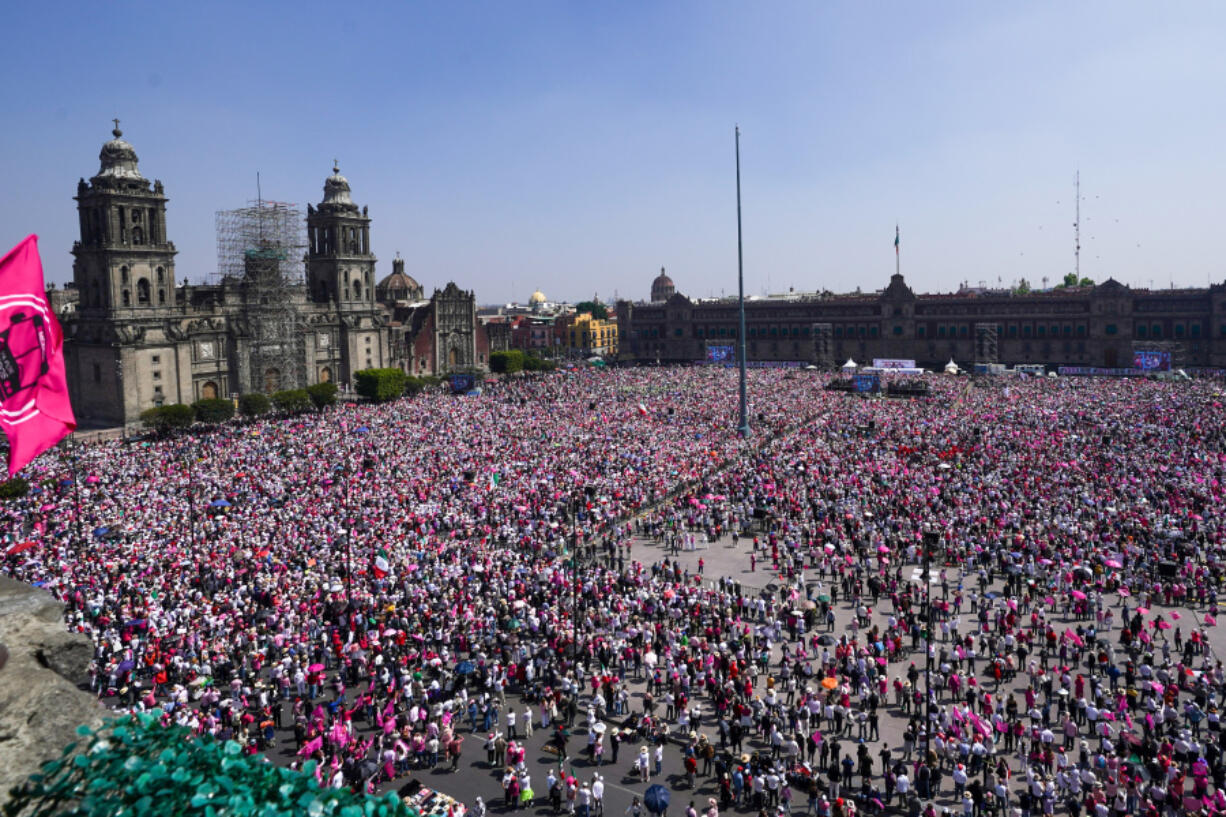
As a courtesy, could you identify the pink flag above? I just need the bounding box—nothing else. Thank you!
[0,235,75,475]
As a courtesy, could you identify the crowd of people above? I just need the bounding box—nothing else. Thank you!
[3,367,1226,817]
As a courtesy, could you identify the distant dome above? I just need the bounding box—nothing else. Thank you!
[95,124,143,181]
[529,289,547,304]
[320,162,358,213]
[650,267,675,302]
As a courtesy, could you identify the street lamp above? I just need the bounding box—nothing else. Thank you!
[922,526,944,760]
[570,485,597,675]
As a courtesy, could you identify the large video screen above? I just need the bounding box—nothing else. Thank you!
[707,345,735,364]
[852,373,881,393]
[872,358,916,370]
[1133,350,1171,372]
[448,373,477,394]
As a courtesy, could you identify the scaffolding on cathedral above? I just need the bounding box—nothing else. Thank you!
[215,201,309,393]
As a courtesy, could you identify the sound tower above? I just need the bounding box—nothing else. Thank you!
[974,323,999,365]
[812,323,833,370]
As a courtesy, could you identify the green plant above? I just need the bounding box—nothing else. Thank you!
[306,382,338,409]
[191,398,235,424]
[4,714,413,817]
[403,376,425,396]
[0,477,30,499]
[489,350,524,374]
[353,368,406,403]
[271,389,311,414]
[237,393,270,417]
[139,405,193,433]
[574,301,608,319]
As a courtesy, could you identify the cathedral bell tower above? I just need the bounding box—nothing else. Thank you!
[306,163,375,310]
[71,121,177,314]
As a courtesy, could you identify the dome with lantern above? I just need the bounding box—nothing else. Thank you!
[650,267,676,302]
[94,123,144,183]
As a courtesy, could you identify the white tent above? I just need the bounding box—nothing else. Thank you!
[842,358,859,372]
[944,358,960,375]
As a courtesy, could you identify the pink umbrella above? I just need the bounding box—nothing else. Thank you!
[1170,611,1181,620]
[1104,559,1122,568]
[1205,614,1217,626]
[877,545,890,554]
[1151,681,1164,694]
[1044,596,1056,606]
[1118,587,1130,597]
[1156,620,1172,630]
[1071,590,1087,600]
[1137,606,1150,615]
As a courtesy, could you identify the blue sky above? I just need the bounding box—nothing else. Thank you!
[2,2,1224,303]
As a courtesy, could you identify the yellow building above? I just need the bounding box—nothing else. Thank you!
[565,312,618,357]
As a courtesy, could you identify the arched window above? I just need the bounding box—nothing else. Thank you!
[158,288,166,305]
[121,266,129,284]
[137,278,151,304]
[132,226,144,245]
[263,368,281,393]
[201,381,218,400]
[353,280,362,300]
[122,289,131,307]
[156,267,164,283]
[320,367,332,383]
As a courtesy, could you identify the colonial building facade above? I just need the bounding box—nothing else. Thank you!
[618,271,1226,370]
[61,126,501,427]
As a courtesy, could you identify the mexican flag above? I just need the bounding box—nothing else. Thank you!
[373,548,392,579]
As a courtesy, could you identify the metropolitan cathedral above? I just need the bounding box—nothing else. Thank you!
[60,125,501,427]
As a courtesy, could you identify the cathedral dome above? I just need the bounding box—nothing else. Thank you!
[320,162,358,212]
[650,267,675,302]
[377,259,423,303]
[529,289,547,305]
[95,124,143,181]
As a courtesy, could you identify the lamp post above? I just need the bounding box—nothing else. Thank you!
[922,527,938,754]
[59,434,85,548]
[570,486,597,676]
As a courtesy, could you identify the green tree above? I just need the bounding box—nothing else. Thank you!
[354,368,407,402]
[1061,272,1079,288]
[271,388,311,414]
[490,350,525,373]
[0,477,30,499]
[574,301,608,319]
[140,404,193,433]
[238,392,271,417]
[1014,278,1031,295]
[191,398,235,424]
[306,381,338,409]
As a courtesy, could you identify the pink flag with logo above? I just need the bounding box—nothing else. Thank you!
[0,235,76,476]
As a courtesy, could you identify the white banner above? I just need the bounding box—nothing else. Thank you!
[872,358,916,369]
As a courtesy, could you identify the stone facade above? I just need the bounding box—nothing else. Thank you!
[60,126,496,427]
[618,272,1226,370]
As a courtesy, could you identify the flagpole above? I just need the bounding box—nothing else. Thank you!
[895,223,900,277]
[736,126,749,438]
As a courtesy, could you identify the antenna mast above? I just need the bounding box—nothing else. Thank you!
[1074,170,1081,280]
